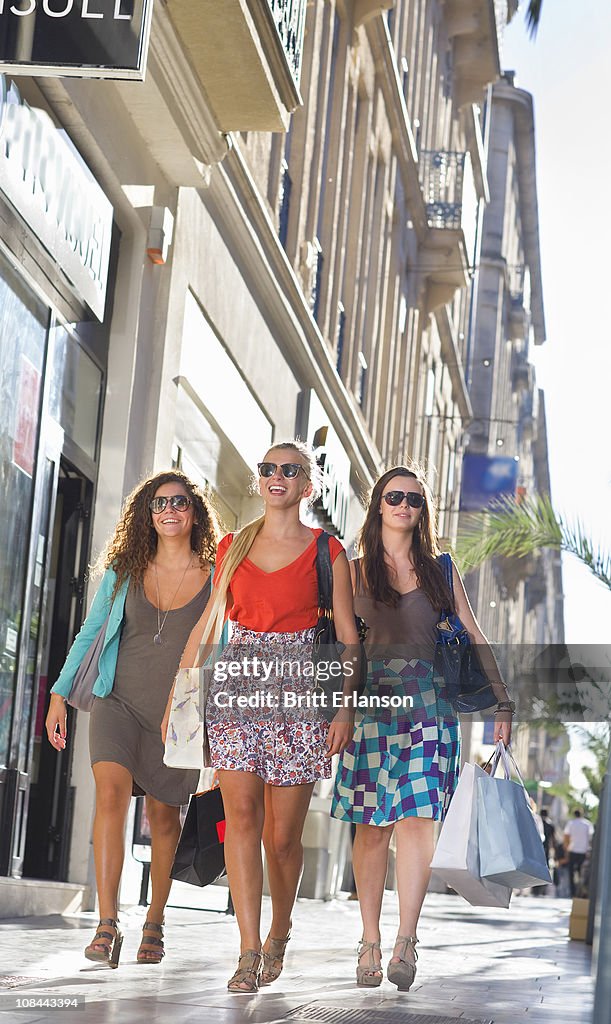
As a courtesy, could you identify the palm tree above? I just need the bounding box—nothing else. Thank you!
[526,0,544,37]
[456,494,611,591]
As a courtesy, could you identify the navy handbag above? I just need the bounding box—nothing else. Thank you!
[434,553,497,714]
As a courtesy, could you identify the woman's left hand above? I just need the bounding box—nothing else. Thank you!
[494,711,512,746]
[324,710,355,758]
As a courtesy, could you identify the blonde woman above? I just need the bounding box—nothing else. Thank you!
[163,441,359,993]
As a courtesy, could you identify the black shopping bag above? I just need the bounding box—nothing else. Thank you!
[170,787,226,887]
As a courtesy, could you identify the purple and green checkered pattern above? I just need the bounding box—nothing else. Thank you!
[331,658,460,825]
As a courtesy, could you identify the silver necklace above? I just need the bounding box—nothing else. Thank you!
[153,558,193,645]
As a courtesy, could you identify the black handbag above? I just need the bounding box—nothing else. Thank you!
[170,787,226,887]
[312,532,368,722]
[434,553,497,714]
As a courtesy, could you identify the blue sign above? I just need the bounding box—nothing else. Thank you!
[460,453,518,511]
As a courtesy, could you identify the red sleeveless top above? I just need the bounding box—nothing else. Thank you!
[214,528,344,633]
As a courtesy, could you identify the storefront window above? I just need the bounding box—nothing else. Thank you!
[0,252,48,767]
[49,326,102,461]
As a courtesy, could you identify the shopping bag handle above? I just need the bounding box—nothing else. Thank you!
[489,741,529,793]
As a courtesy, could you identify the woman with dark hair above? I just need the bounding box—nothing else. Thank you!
[164,440,359,993]
[332,465,513,991]
[45,471,219,968]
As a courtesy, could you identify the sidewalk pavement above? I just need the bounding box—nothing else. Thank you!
[0,889,593,1024]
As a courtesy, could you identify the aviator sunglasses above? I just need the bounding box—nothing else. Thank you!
[149,495,192,514]
[258,462,307,479]
[383,490,426,509]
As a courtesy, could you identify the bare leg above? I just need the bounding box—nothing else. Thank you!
[89,762,132,951]
[137,795,181,961]
[352,822,393,976]
[391,816,435,965]
[262,782,314,939]
[218,770,265,965]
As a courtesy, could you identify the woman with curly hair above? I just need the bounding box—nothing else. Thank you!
[45,470,219,968]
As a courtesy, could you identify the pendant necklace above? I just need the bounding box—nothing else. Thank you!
[153,557,193,645]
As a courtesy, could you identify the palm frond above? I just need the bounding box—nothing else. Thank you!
[526,0,543,37]
[456,494,611,591]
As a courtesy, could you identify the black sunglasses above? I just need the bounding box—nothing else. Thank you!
[149,495,192,514]
[258,462,307,479]
[382,490,426,509]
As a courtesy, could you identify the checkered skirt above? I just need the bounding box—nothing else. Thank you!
[331,657,460,825]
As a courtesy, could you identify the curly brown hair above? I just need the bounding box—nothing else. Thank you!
[359,465,454,612]
[99,470,221,596]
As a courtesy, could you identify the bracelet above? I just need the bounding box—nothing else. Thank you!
[494,700,516,715]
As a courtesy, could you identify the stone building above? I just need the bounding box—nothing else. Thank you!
[0,1,521,911]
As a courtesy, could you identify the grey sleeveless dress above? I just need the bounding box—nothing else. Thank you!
[89,577,210,806]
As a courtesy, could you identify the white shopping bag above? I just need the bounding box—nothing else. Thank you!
[478,743,552,888]
[163,666,207,770]
[430,761,512,908]
[163,592,228,772]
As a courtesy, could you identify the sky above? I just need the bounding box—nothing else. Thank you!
[502,3,611,792]
[502,1,611,647]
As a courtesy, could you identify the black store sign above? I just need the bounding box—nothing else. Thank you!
[0,0,153,80]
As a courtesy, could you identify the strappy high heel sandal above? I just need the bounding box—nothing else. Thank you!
[387,934,418,991]
[137,921,165,964]
[261,932,291,985]
[227,948,263,993]
[84,918,123,968]
[356,939,383,988]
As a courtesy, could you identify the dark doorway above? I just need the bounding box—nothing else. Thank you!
[23,463,93,881]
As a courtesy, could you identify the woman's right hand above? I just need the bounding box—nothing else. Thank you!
[45,694,68,751]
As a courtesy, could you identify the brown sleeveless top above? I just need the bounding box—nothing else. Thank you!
[353,558,438,661]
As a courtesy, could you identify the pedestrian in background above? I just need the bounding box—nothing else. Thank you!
[564,808,593,897]
[166,441,359,993]
[332,465,513,991]
[46,471,219,967]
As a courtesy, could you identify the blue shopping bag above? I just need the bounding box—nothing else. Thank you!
[477,743,552,888]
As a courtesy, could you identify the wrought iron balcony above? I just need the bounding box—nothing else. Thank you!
[267,0,306,87]
[420,150,465,230]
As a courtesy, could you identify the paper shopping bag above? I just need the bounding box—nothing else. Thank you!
[477,745,552,888]
[170,787,226,887]
[163,667,207,770]
[430,762,512,908]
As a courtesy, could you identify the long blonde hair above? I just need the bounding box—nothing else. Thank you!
[200,441,320,649]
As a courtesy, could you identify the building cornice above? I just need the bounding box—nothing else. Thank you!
[365,14,429,240]
[492,80,546,344]
[205,143,381,485]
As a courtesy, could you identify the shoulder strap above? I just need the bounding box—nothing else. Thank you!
[315,532,333,614]
[353,558,364,596]
[437,552,454,595]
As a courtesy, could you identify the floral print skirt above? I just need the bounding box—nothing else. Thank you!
[205,623,331,786]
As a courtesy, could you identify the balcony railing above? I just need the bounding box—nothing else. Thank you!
[420,150,465,230]
[267,0,306,87]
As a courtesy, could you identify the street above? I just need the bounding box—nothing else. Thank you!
[0,891,593,1024]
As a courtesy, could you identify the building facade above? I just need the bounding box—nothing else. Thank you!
[462,72,565,773]
[0,1,551,913]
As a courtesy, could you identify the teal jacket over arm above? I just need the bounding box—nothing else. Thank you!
[50,568,130,699]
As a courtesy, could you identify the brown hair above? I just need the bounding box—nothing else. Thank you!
[359,465,454,611]
[99,470,220,596]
